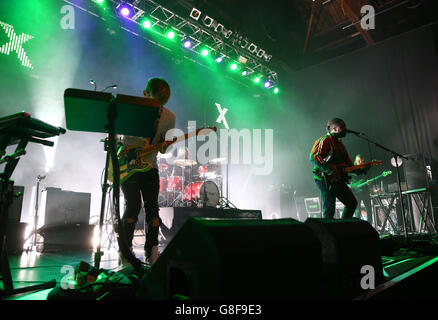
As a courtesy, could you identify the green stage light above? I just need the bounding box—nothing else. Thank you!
[201,49,209,56]
[253,76,261,84]
[167,30,175,39]
[142,19,152,29]
[273,87,279,94]
[95,0,104,4]
[230,63,238,71]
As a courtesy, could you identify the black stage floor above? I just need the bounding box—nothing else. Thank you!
[1,233,438,300]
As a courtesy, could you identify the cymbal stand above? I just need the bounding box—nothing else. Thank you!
[187,165,196,207]
[220,160,232,208]
[25,174,46,252]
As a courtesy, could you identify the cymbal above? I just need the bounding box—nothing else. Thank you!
[174,159,197,167]
[209,157,227,164]
[158,152,172,159]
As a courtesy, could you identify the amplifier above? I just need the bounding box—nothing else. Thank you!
[44,187,91,226]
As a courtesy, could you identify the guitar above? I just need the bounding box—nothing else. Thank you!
[108,126,217,184]
[349,170,392,191]
[324,160,383,184]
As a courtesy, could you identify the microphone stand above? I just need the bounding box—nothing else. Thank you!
[350,132,409,245]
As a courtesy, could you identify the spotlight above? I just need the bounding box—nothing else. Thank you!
[273,87,279,94]
[119,5,132,18]
[95,0,104,4]
[201,49,209,56]
[190,8,202,21]
[241,70,248,76]
[142,19,152,29]
[253,76,261,84]
[229,63,238,71]
[215,56,223,63]
[167,30,176,39]
[264,81,272,88]
[183,39,192,48]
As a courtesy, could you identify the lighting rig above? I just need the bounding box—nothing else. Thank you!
[88,0,280,93]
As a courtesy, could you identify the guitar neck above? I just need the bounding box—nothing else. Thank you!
[344,161,382,173]
[136,129,210,158]
[357,175,382,188]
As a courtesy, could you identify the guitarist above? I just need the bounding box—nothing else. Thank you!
[118,77,175,266]
[350,154,373,224]
[310,118,368,219]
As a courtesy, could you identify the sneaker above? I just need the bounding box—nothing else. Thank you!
[145,245,160,265]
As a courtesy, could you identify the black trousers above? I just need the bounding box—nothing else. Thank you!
[315,179,358,219]
[121,169,161,252]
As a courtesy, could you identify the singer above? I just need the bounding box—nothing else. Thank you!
[309,118,368,219]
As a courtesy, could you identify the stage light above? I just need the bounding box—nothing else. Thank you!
[264,81,272,88]
[273,87,279,94]
[119,5,131,18]
[215,56,223,63]
[190,8,202,21]
[183,39,192,48]
[229,63,238,71]
[201,48,209,56]
[95,0,104,4]
[242,70,248,76]
[253,76,261,84]
[167,30,176,39]
[142,19,152,29]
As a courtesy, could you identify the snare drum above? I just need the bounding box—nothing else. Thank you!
[184,181,220,207]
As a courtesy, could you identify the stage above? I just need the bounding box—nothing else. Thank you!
[2,225,438,300]
[1,0,438,305]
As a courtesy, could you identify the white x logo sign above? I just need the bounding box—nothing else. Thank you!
[215,102,229,129]
[0,21,34,69]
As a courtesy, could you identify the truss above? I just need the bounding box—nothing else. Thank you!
[91,0,279,86]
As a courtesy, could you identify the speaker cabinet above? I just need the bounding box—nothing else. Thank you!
[140,218,323,300]
[305,218,384,298]
[136,207,262,248]
[44,188,91,226]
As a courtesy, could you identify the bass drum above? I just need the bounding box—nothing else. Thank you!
[184,181,220,207]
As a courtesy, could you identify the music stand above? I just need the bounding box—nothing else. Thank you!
[64,89,161,269]
[0,112,64,298]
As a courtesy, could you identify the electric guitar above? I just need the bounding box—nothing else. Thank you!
[324,160,383,184]
[108,126,217,184]
[349,170,392,191]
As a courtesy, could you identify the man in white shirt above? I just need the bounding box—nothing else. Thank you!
[120,77,175,265]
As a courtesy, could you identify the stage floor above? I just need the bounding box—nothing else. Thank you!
[2,234,438,300]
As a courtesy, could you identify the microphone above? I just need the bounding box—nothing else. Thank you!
[89,79,97,91]
[102,84,118,92]
[346,129,365,136]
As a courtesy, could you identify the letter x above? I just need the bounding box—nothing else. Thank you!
[215,103,229,129]
[0,21,34,69]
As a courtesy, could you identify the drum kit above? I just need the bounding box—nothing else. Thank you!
[157,148,227,208]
